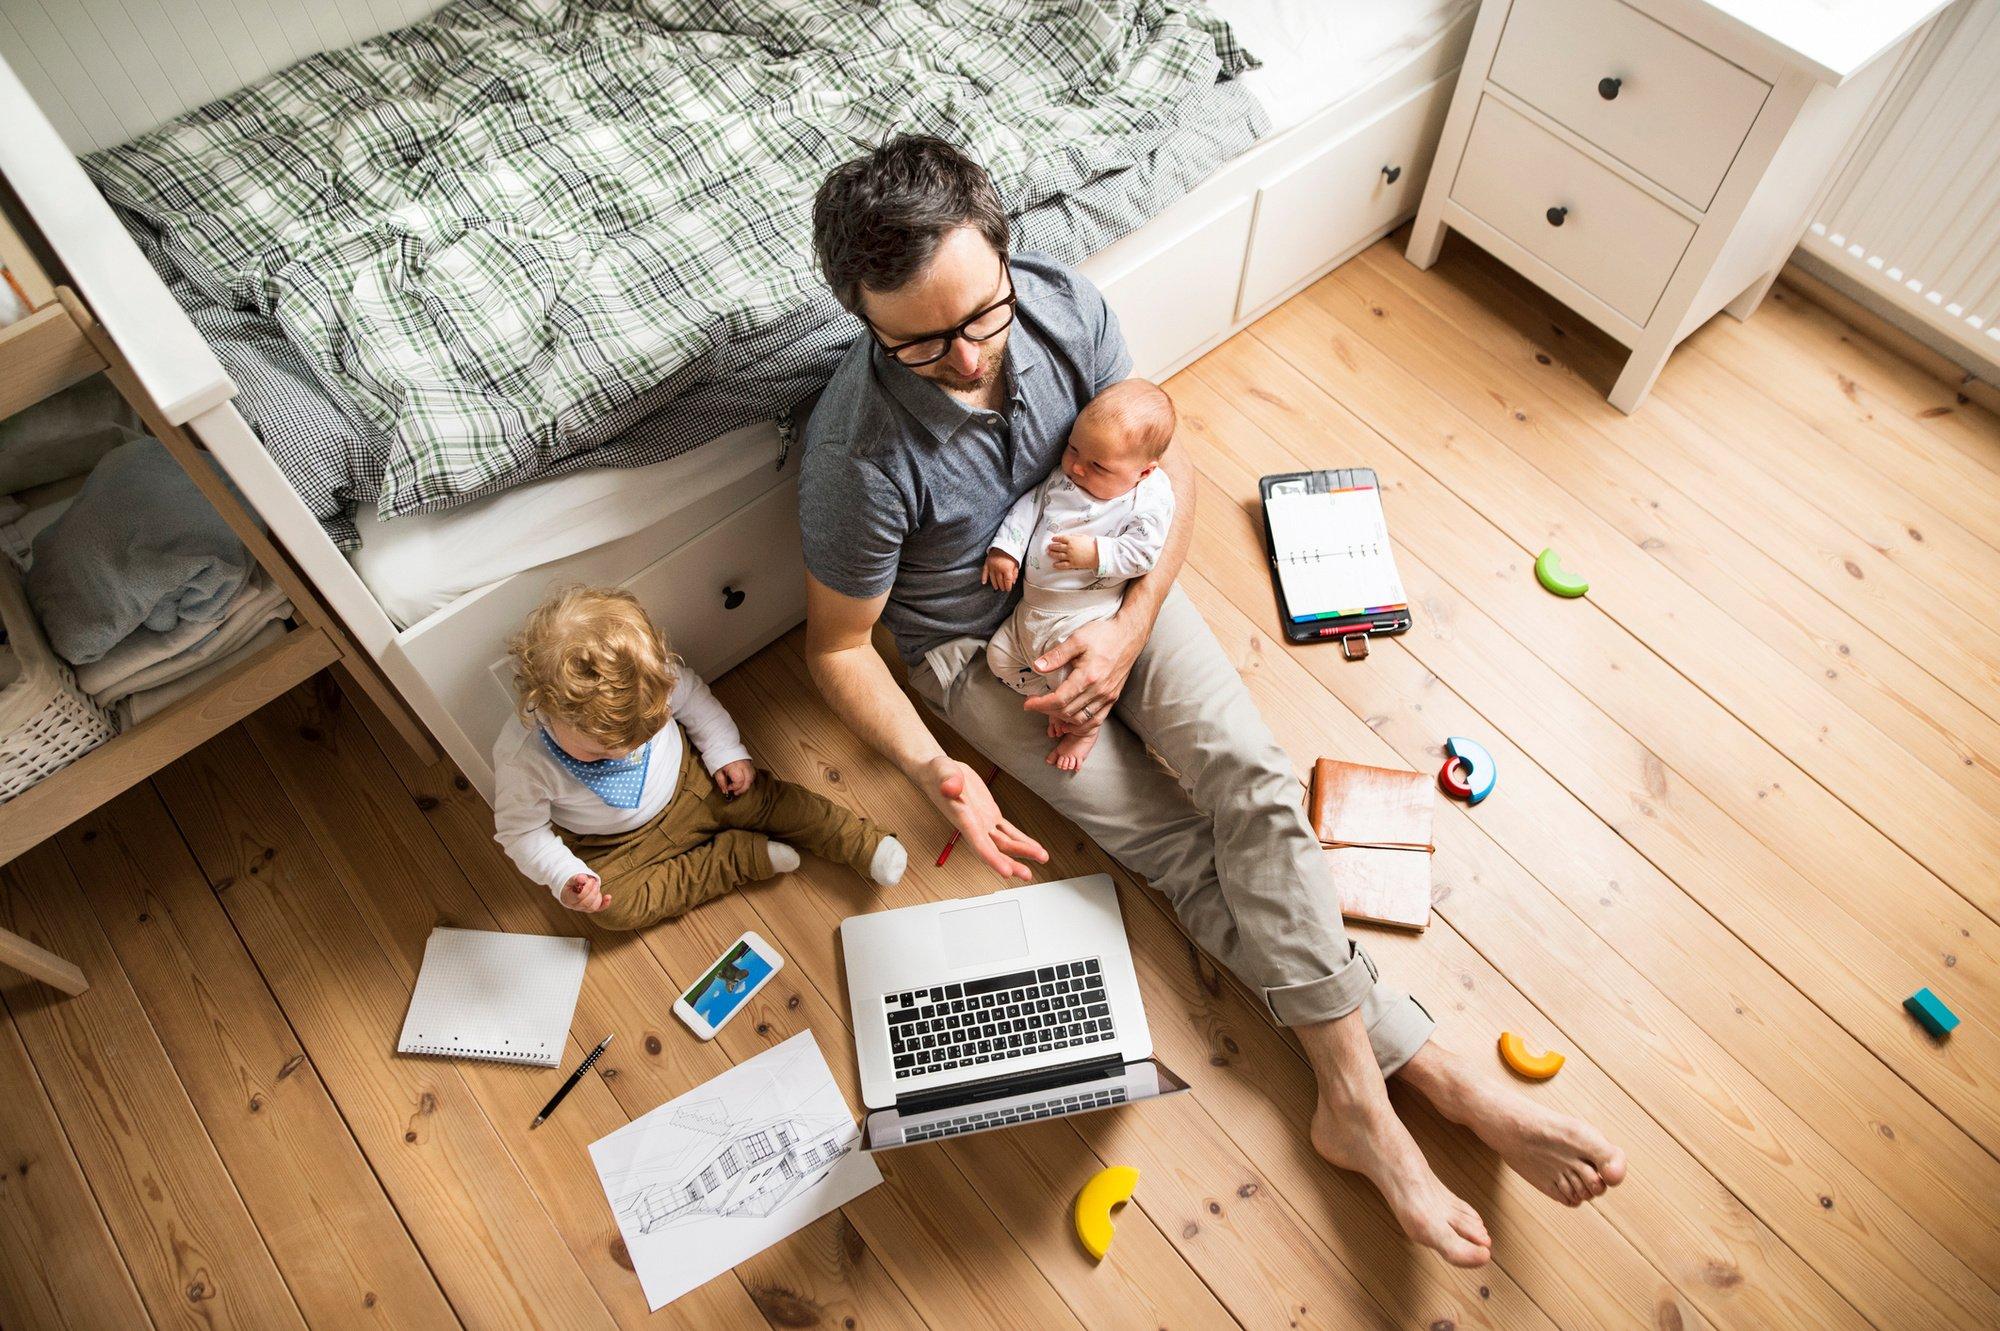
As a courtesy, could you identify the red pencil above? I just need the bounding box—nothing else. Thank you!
[935,763,1003,865]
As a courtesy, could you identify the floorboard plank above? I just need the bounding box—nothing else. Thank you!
[151,729,622,1329]
[54,785,459,1329]
[230,693,785,1331]
[0,1009,152,1331]
[1201,312,2000,1151]
[1175,409,2000,1278]
[1426,252,2000,729]
[1281,266,2000,917]
[1345,246,2000,815]
[0,841,307,1329]
[1167,372,2000,1326]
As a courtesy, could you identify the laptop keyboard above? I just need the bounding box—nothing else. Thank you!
[884,958,1112,1079]
[903,1086,1127,1143]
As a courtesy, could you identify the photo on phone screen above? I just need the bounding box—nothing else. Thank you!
[682,940,774,1031]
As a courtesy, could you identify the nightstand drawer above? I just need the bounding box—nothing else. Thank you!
[1451,96,1695,325]
[1490,0,1769,209]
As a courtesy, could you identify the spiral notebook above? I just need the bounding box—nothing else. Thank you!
[396,927,589,1067]
[1259,468,1412,645]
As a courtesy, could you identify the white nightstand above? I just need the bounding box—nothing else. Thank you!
[1407,0,1949,412]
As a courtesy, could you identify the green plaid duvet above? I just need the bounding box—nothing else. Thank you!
[87,0,1257,521]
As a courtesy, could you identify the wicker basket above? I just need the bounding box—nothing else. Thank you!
[0,559,116,802]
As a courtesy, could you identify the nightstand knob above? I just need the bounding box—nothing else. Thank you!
[1545,206,1569,227]
[1598,76,1622,100]
[722,585,746,610]
[1381,164,1402,184]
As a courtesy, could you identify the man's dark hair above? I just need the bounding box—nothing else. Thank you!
[812,134,1010,315]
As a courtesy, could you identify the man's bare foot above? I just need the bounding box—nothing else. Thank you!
[1311,1099,1491,1267]
[1047,726,1099,772]
[1399,1044,1626,1206]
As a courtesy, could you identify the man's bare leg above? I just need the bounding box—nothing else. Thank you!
[1300,1012,1493,1267]
[1396,1042,1628,1207]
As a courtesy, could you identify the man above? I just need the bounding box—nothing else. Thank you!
[798,135,1623,1266]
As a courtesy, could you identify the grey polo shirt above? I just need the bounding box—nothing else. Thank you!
[800,252,1133,665]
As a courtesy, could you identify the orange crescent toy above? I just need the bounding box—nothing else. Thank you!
[1497,1031,1565,1080]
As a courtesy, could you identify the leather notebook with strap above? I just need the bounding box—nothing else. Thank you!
[1305,758,1436,931]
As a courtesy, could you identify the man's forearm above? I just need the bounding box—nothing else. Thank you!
[807,640,948,782]
[1119,446,1196,628]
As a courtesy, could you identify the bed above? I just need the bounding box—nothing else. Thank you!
[0,0,1474,796]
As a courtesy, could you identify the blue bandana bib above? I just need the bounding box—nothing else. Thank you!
[539,727,651,809]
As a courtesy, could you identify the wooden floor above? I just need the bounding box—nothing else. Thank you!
[6,234,2000,1331]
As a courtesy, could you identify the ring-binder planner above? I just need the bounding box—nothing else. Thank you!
[1258,468,1413,646]
[397,927,589,1068]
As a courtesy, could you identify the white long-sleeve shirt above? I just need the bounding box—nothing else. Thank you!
[491,669,752,896]
[990,467,1175,590]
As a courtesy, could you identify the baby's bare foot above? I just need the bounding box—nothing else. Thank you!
[1047,727,1099,772]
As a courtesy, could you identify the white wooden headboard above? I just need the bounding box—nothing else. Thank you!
[0,0,439,152]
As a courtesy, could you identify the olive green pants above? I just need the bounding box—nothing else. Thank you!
[561,739,888,930]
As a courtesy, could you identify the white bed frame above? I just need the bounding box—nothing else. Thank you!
[0,2,1469,799]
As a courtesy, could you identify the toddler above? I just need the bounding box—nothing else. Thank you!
[493,586,905,928]
[982,378,1177,771]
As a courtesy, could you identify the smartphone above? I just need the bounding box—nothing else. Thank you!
[672,931,784,1040]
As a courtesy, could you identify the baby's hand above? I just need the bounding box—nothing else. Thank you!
[1047,533,1097,571]
[982,550,1019,593]
[714,759,755,797]
[560,872,609,913]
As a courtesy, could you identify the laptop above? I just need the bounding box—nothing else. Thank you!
[841,874,1189,1150]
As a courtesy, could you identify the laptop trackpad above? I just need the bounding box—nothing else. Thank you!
[940,900,1029,971]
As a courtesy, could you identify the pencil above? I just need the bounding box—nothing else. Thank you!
[531,1033,614,1128]
[935,764,1003,865]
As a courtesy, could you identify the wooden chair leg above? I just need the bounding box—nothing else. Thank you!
[0,925,86,995]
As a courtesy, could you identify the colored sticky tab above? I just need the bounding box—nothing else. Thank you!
[1904,987,1959,1038]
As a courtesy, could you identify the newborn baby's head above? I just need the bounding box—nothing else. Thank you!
[1063,378,1175,500]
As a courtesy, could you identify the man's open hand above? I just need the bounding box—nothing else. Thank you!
[926,755,1047,882]
[1023,612,1144,730]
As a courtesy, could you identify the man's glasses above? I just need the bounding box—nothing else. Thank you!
[868,271,1017,368]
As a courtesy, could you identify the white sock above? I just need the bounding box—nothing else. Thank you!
[767,842,800,873]
[869,836,907,887]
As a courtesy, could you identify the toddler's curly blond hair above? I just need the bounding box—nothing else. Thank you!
[507,586,681,750]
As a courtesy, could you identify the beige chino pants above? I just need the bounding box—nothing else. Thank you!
[919,586,1433,1074]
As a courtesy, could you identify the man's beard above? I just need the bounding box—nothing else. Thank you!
[923,340,1003,392]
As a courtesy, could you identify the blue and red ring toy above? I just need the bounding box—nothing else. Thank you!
[1437,736,1496,805]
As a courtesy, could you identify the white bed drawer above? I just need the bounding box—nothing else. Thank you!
[1488,0,1769,209]
[479,477,805,745]
[1451,96,1695,325]
[1238,74,1455,318]
[1094,193,1255,378]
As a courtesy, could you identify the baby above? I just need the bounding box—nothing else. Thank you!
[982,379,1177,771]
[492,585,905,928]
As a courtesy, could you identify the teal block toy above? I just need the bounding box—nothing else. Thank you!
[1904,987,1959,1038]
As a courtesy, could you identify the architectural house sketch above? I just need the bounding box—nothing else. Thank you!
[590,1030,882,1310]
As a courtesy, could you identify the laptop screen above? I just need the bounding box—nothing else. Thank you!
[860,1059,1189,1151]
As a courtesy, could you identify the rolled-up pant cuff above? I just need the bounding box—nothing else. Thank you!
[1262,940,1437,1077]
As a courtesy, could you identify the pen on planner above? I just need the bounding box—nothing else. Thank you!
[936,763,1003,865]
[532,1033,614,1129]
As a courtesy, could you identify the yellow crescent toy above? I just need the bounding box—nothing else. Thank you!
[1498,1031,1565,1080]
[1073,1165,1140,1261]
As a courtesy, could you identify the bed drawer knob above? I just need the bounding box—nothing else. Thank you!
[1598,76,1622,101]
[1381,164,1402,184]
[722,586,746,610]
[1545,205,1569,227]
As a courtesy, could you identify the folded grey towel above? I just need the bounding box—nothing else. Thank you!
[26,437,250,666]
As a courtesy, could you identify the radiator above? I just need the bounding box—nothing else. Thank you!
[1800,0,2000,371]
